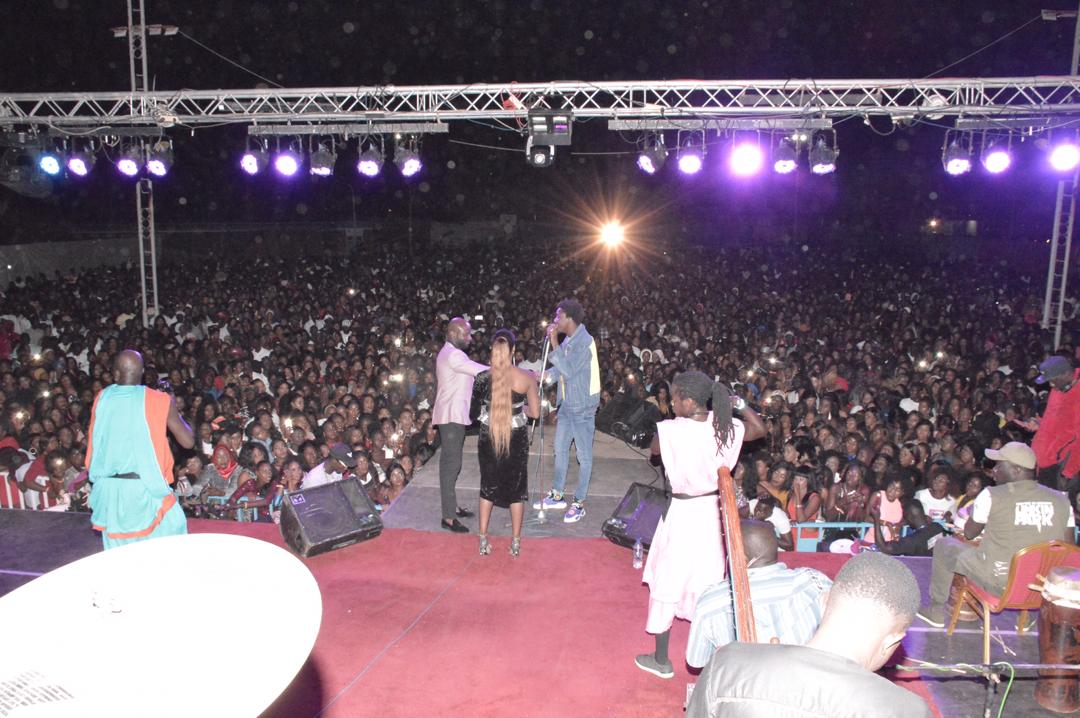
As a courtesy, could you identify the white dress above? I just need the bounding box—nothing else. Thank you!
[642,413,745,634]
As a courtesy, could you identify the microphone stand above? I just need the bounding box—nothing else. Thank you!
[524,333,553,525]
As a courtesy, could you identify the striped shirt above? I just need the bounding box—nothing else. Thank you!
[686,562,832,668]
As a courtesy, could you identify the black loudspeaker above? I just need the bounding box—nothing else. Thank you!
[279,477,383,557]
[596,396,662,448]
[602,482,668,550]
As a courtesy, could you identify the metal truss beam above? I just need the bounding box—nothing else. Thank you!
[247,122,450,136]
[3,77,1080,129]
[608,118,834,131]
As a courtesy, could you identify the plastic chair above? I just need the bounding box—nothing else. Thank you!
[946,540,1080,664]
[792,522,872,552]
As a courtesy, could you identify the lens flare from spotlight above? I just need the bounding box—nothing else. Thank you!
[730,143,764,177]
[274,151,301,177]
[982,149,1011,174]
[38,154,62,176]
[600,222,625,247]
[678,152,703,175]
[1050,143,1080,172]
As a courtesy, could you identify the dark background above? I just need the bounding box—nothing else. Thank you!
[0,0,1075,244]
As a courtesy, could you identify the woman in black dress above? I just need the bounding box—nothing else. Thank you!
[470,329,540,556]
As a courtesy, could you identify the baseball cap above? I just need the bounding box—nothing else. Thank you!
[984,442,1036,470]
[1037,356,1073,384]
[329,442,358,468]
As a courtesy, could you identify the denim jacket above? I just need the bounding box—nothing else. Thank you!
[546,324,600,412]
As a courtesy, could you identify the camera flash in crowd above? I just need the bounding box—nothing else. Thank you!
[41,390,50,398]
[746,370,754,378]
[391,373,404,382]
[33,353,41,361]
[347,288,356,296]
[768,357,777,365]
[935,351,945,359]
[394,337,402,347]
[918,359,928,369]
[541,319,548,328]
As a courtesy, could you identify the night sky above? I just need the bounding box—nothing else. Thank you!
[0,0,1075,244]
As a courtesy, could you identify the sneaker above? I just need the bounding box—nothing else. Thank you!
[916,604,946,628]
[564,501,586,523]
[634,653,674,679]
[533,490,567,511]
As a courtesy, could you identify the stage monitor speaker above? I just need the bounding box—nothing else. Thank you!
[596,396,661,448]
[602,482,668,550]
[279,477,383,557]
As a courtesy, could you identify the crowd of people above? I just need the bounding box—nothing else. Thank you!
[0,237,1076,541]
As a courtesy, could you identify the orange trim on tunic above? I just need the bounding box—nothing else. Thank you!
[144,389,175,485]
[103,493,177,539]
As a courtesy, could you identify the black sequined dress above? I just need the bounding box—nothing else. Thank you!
[470,371,529,508]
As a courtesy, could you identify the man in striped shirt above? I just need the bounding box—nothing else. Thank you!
[686,520,831,668]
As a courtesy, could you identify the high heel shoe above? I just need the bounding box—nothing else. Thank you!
[478,534,491,556]
[509,537,521,557]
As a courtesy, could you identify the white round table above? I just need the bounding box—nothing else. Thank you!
[0,533,322,718]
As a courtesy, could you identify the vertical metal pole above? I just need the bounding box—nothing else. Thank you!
[137,180,149,328]
[1045,182,1066,328]
[1056,172,1077,350]
[146,178,159,315]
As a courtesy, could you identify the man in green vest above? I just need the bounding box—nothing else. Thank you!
[917,442,1075,628]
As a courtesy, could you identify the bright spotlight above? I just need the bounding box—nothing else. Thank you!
[240,149,268,175]
[809,138,837,175]
[274,150,301,177]
[943,141,971,176]
[981,146,1011,174]
[773,139,798,174]
[395,142,422,177]
[38,152,62,176]
[636,135,666,175]
[1050,142,1080,172]
[357,147,383,177]
[600,221,624,247]
[67,151,93,177]
[309,143,336,177]
[146,142,173,177]
[116,147,142,177]
[677,151,703,175]
[730,142,764,177]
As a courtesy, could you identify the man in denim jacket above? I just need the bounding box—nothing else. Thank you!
[536,298,600,523]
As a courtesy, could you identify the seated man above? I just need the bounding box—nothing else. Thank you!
[686,553,931,718]
[747,495,794,551]
[686,520,831,669]
[873,500,946,557]
[917,442,1075,627]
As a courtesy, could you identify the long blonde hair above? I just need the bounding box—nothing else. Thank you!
[488,335,513,457]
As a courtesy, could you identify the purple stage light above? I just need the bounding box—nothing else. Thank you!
[274,152,300,177]
[637,154,659,175]
[400,157,422,177]
[677,153,703,175]
[1050,143,1080,172]
[982,149,1011,174]
[945,157,971,176]
[730,143,764,176]
[357,158,381,177]
[67,154,91,176]
[240,152,263,175]
[116,158,140,177]
[147,160,168,177]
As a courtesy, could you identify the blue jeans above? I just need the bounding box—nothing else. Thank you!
[552,404,597,502]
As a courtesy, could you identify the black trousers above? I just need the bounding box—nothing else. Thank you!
[438,422,467,521]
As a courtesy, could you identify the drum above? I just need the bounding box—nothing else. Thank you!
[1036,566,1080,713]
[0,533,322,718]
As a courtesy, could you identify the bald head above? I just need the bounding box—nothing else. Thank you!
[741,519,779,567]
[113,349,144,385]
[447,317,473,350]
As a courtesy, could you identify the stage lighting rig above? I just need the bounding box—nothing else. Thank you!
[942,134,972,176]
[309,140,337,177]
[772,138,798,174]
[240,138,269,175]
[273,139,302,177]
[66,145,94,177]
[357,140,384,177]
[36,148,62,176]
[980,137,1011,174]
[1050,139,1080,172]
[730,140,764,177]
[116,144,142,177]
[636,133,666,174]
[394,136,422,177]
[525,136,554,167]
[809,133,837,175]
[146,140,173,177]
[528,111,572,146]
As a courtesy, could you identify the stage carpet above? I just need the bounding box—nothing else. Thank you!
[184,521,940,718]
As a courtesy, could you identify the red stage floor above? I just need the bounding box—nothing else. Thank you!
[187,520,938,717]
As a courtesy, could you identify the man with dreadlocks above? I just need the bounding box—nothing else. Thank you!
[636,370,766,679]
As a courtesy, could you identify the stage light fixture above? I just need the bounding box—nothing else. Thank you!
[116,146,142,177]
[1050,142,1080,172]
[943,141,971,176]
[981,144,1011,174]
[146,141,173,177]
[528,111,572,146]
[309,142,336,177]
[240,147,268,175]
[730,141,764,177]
[67,150,93,177]
[525,136,555,167]
[394,138,422,177]
[273,148,301,177]
[773,138,798,174]
[809,137,837,175]
[357,143,384,177]
[636,135,666,175]
[37,151,62,176]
